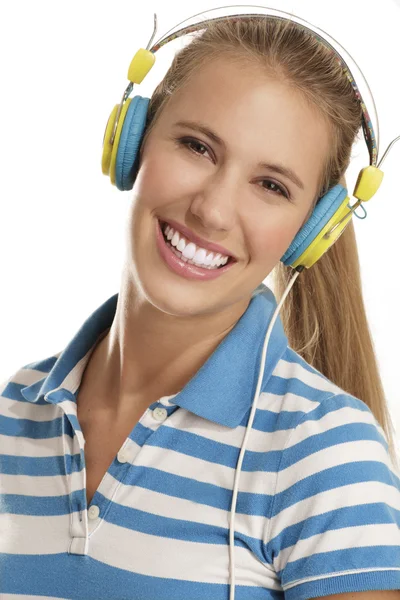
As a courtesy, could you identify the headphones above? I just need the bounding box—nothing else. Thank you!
[101,6,386,273]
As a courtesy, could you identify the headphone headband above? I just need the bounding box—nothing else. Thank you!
[150,5,379,167]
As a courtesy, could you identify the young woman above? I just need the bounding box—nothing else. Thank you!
[1,13,399,600]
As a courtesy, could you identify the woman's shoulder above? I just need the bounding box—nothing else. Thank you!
[264,348,400,596]
[264,344,394,470]
[268,344,376,423]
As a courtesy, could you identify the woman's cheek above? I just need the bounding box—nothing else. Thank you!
[253,222,299,263]
[141,152,202,200]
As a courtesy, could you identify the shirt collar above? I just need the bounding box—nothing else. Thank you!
[21,283,288,428]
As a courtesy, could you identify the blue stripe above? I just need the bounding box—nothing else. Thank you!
[279,545,400,585]
[144,425,283,472]
[0,413,64,439]
[103,491,262,548]
[242,406,305,432]
[0,552,283,600]
[282,421,390,468]
[1,486,266,556]
[0,452,81,477]
[1,491,76,516]
[268,503,400,553]
[2,381,47,403]
[271,460,399,515]
[107,464,274,516]
[284,569,400,600]
[0,457,273,518]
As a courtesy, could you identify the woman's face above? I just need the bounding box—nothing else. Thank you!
[126,56,331,317]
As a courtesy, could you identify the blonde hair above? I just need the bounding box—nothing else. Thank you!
[140,16,398,468]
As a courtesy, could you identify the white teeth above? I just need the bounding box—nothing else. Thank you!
[171,231,181,249]
[191,247,208,266]
[176,237,187,254]
[162,223,230,268]
[181,241,196,260]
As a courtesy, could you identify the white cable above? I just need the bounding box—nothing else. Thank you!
[229,268,302,599]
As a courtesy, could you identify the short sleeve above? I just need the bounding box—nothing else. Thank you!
[264,393,400,600]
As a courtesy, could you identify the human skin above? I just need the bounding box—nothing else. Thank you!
[79,55,332,417]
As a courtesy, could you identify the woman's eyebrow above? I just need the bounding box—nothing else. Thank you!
[173,119,305,190]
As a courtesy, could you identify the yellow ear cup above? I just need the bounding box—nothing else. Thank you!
[102,105,118,177]
[101,99,132,186]
[291,193,352,269]
[292,164,384,270]
[101,49,155,186]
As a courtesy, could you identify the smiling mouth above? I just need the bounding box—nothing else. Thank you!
[159,220,235,268]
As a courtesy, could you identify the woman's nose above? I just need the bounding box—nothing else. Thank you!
[189,170,240,231]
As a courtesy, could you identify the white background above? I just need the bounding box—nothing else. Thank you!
[1,1,399,449]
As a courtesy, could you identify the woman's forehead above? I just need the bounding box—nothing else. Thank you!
[160,59,331,172]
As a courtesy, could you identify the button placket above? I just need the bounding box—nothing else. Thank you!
[85,408,170,530]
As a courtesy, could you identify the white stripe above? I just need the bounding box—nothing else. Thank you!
[0,396,65,421]
[133,439,277,496]
[0,393,295,453]
[0,513,77,554]
[0,431,75,459]
[60,347,95,394]
[275,438,396,494]
[0,375,13,396]
[103,470,269,541]
[259,390,321,414]
[88,518,280,587]
[5,367,51,387]
[0,511,280,588]
[284,404,380,450]
[273,356,343,396]
[162,406,292,451]
[266,480,400,547]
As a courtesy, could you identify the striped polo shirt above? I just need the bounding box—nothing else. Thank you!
[1,283,399,599]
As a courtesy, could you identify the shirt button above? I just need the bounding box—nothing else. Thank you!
[88,505,100,520]
[117,449,129,463]
[152,407,167,421]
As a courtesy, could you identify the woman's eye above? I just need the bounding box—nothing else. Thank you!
[177,137,210,158]
[176,136,291,201]
[259,179,290,199]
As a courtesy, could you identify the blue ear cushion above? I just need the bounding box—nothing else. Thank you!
[280,184,349,266]
[115,95,150,191]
